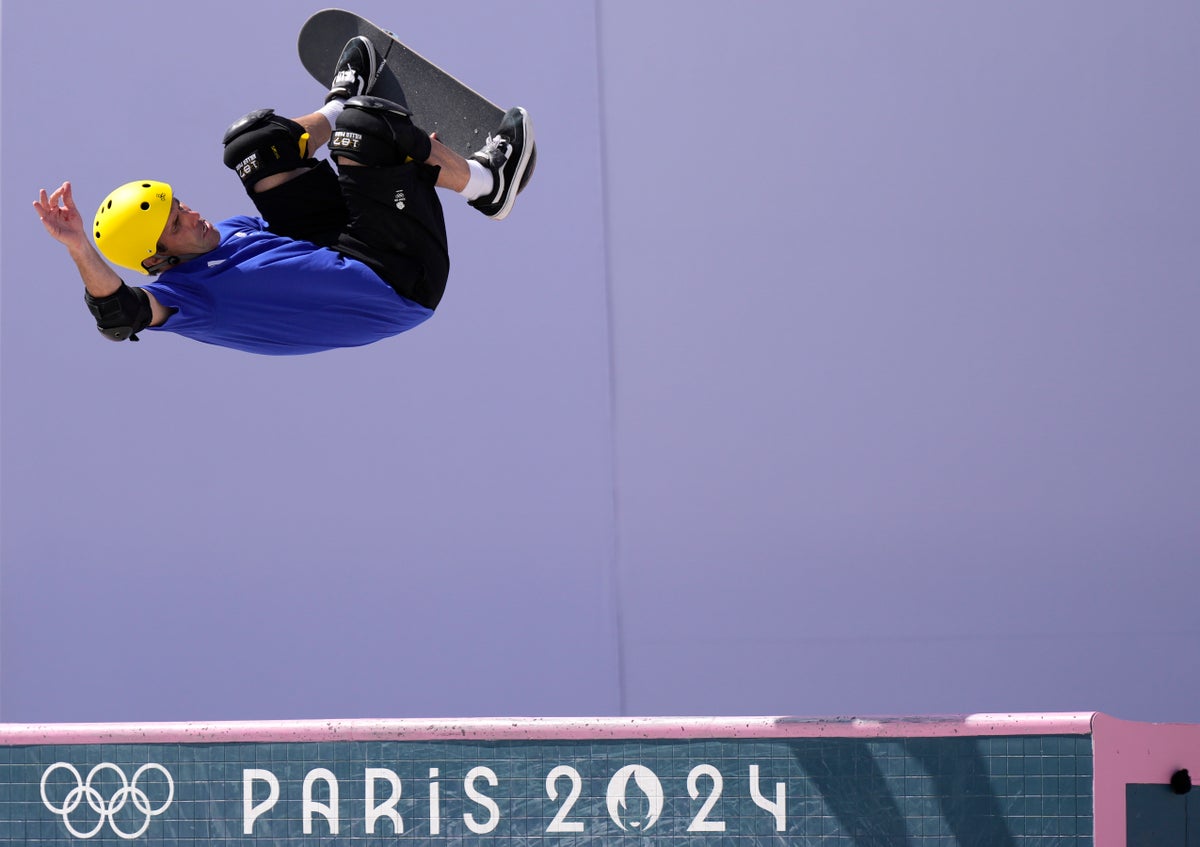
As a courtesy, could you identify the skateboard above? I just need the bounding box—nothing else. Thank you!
[298,7,536,184]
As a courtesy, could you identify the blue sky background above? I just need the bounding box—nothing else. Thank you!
[3,1,1197,723]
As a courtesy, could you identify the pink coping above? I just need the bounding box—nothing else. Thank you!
[1092,712,1200,847]
[0,712,1097,745]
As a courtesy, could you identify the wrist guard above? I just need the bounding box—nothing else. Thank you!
[85,283,152,342]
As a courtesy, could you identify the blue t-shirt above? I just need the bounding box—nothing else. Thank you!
[143,216,433,355]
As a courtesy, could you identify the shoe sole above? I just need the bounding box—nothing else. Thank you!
[492,108,534,221]
[360,37,380,95]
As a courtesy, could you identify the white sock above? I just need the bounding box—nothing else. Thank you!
[458,159,494,200]
[317,99,345,128]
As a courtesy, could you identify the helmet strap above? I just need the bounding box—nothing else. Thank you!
[141,253,184,276]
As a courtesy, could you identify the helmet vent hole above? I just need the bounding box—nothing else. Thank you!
[140,202,150,210]
[106,200,112,209]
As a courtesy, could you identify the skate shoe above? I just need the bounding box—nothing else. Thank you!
[468,106,534,221]
[326,36,378,103]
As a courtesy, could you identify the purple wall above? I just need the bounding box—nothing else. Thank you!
[3,1,1197,723]
[598,1,1200,720]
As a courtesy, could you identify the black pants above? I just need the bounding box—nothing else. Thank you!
[248,159,450,310]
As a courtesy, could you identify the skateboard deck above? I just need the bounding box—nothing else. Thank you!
[299,8,535,173]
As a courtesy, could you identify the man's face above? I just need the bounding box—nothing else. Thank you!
[145,198,221,270]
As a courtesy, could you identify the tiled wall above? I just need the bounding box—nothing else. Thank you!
[2,734,1093,844]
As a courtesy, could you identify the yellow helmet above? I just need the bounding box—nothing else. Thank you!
[93,181,173,274]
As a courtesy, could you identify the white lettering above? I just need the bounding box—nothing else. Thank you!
[463,766,500,834]
[365,768,403,834]
[749,764,787,831]
[429,768,441,835]
[545,765,584,833]
[239,759,788,837]
[302,768,339,835]
[687,764,726,832]
[242,769,279,835]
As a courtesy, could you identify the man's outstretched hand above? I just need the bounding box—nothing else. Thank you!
[34,182,89,250]
[33,181,128,300]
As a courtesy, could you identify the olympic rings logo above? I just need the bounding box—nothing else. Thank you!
[40,762,174,839]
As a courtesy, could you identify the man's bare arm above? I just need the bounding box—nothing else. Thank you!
[34,181,171,325]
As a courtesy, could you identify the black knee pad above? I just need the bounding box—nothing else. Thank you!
[332,96,432,167]
[222,108,313,190]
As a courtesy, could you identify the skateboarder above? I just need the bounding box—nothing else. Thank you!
[33,36,534,355]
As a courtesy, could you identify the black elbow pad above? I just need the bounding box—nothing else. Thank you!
[84,283,153,342]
